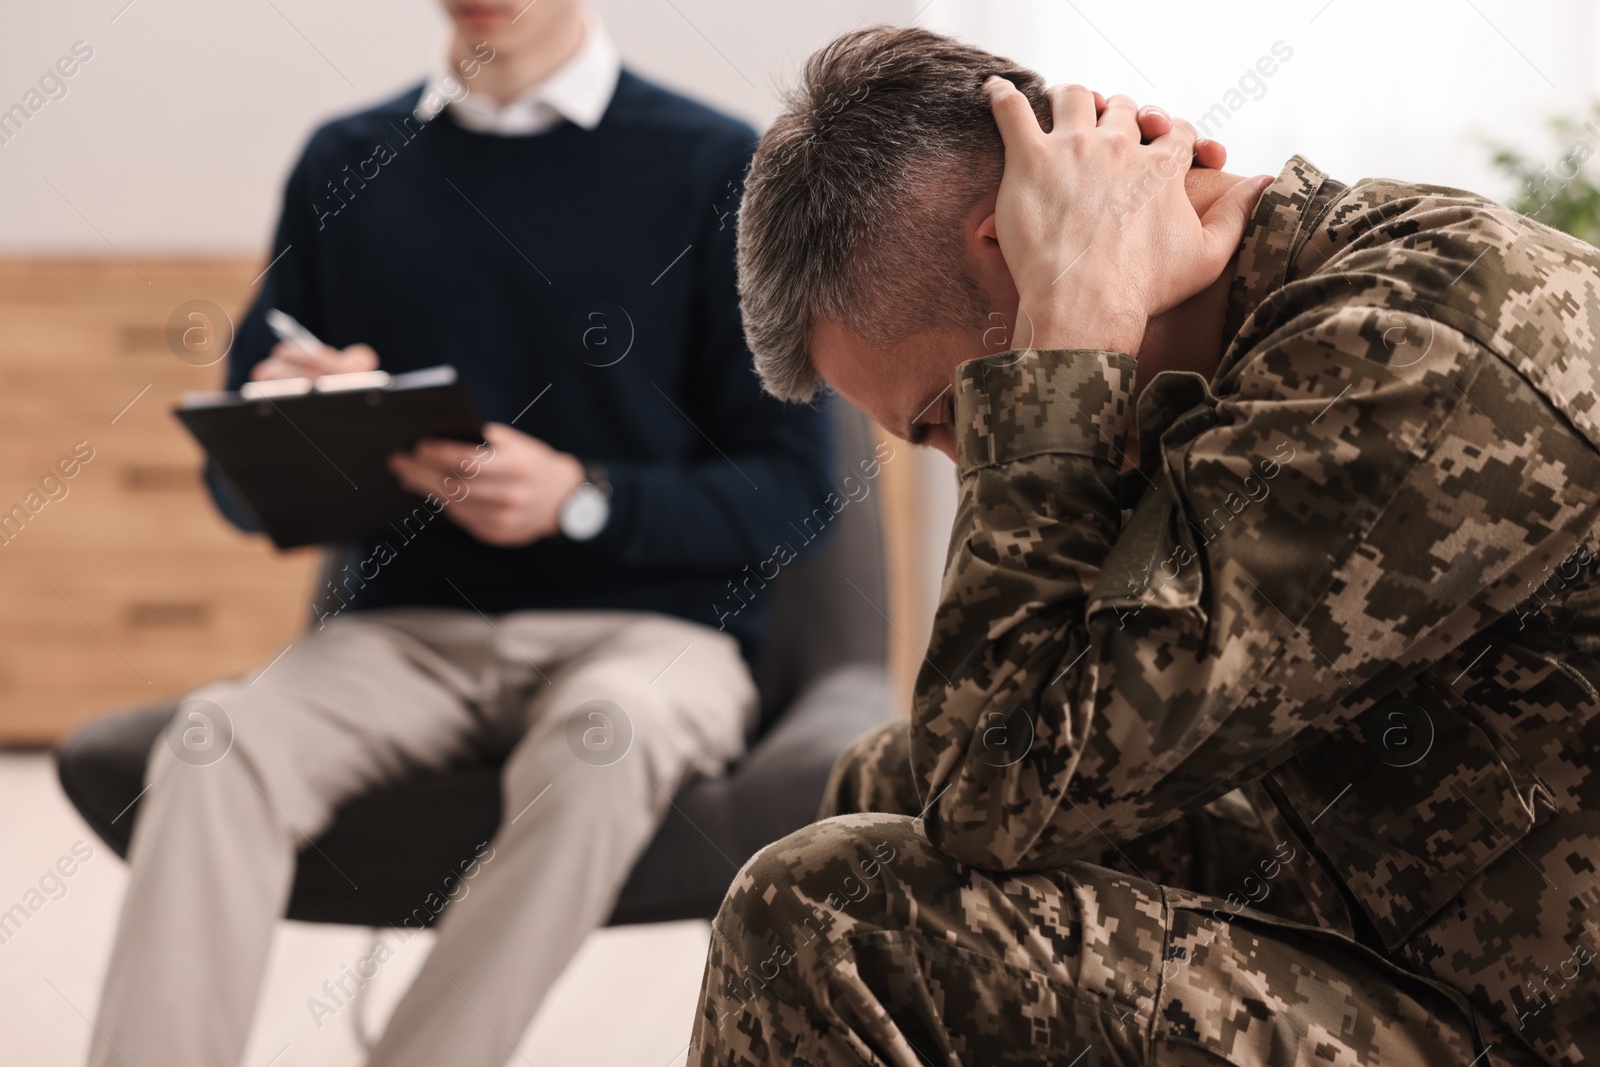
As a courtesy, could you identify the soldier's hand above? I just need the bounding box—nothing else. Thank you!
[1085,88,1229,169]
[1133,103,1228,170]
[985,78,1271,356]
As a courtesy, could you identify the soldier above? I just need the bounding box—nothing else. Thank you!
[689,25,1600,1067]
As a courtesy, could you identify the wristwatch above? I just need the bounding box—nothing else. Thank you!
[558,462,611,541]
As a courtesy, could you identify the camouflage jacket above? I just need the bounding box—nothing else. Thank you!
[916,156,1600,1065]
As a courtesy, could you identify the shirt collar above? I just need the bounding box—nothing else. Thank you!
[1132,156,1342,482]
[414,18,620,135]
[1220,154,1339,348]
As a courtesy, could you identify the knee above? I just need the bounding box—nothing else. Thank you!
[145,685,328,835]
[147,688,249,789]
[509,688,647,771]
[512,678,728,803]
[715,813,928,964]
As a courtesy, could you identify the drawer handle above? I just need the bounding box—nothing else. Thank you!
[119,325,168,353]
[119,465,196,491]
[125,601,210,629]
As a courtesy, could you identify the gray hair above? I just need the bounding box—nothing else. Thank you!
[736,26,1050,402]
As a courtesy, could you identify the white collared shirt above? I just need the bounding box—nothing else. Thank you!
[414,19,620,135]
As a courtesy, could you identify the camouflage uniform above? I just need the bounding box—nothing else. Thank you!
[691,156,1600,1066]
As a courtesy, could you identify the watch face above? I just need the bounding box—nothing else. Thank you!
[561,484,609,541]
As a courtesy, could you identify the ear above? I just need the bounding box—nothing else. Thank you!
[966,203,1017,308]
[976,211,1000,243]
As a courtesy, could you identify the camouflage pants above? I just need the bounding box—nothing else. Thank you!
[688,722,1500,1066]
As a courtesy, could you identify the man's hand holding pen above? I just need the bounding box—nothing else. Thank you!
[252,311,589,547]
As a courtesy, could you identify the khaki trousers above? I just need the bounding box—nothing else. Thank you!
[88,608,755,1067]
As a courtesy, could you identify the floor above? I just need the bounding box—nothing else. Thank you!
[0,752,711,1067]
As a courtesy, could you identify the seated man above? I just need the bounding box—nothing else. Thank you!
[87,2,830,1067]
[690,26,1599,1067]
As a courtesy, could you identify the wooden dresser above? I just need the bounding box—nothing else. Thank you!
[0,259,319,746]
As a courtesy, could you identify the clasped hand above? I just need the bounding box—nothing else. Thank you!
[983,79,1273,356]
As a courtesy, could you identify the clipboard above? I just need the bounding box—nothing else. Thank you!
[176,365,484,549]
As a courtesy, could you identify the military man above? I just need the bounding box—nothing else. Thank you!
[689,25,1600,1067]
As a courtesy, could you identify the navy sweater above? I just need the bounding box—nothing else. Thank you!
[213,72,834,658]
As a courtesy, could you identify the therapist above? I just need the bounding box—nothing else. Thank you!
[86,2,832,1066]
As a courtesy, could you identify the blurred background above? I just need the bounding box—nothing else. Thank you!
[3,0,1598,1063]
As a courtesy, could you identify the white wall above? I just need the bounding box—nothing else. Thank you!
[0,0,913,254]
[7,1,1595,251]
[922,0,1600,198]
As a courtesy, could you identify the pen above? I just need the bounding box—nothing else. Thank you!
[265,308,324,354]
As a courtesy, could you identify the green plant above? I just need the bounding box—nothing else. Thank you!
[1489,105,1600,245]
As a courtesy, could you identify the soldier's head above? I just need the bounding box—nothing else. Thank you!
[738,26,1052,459]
